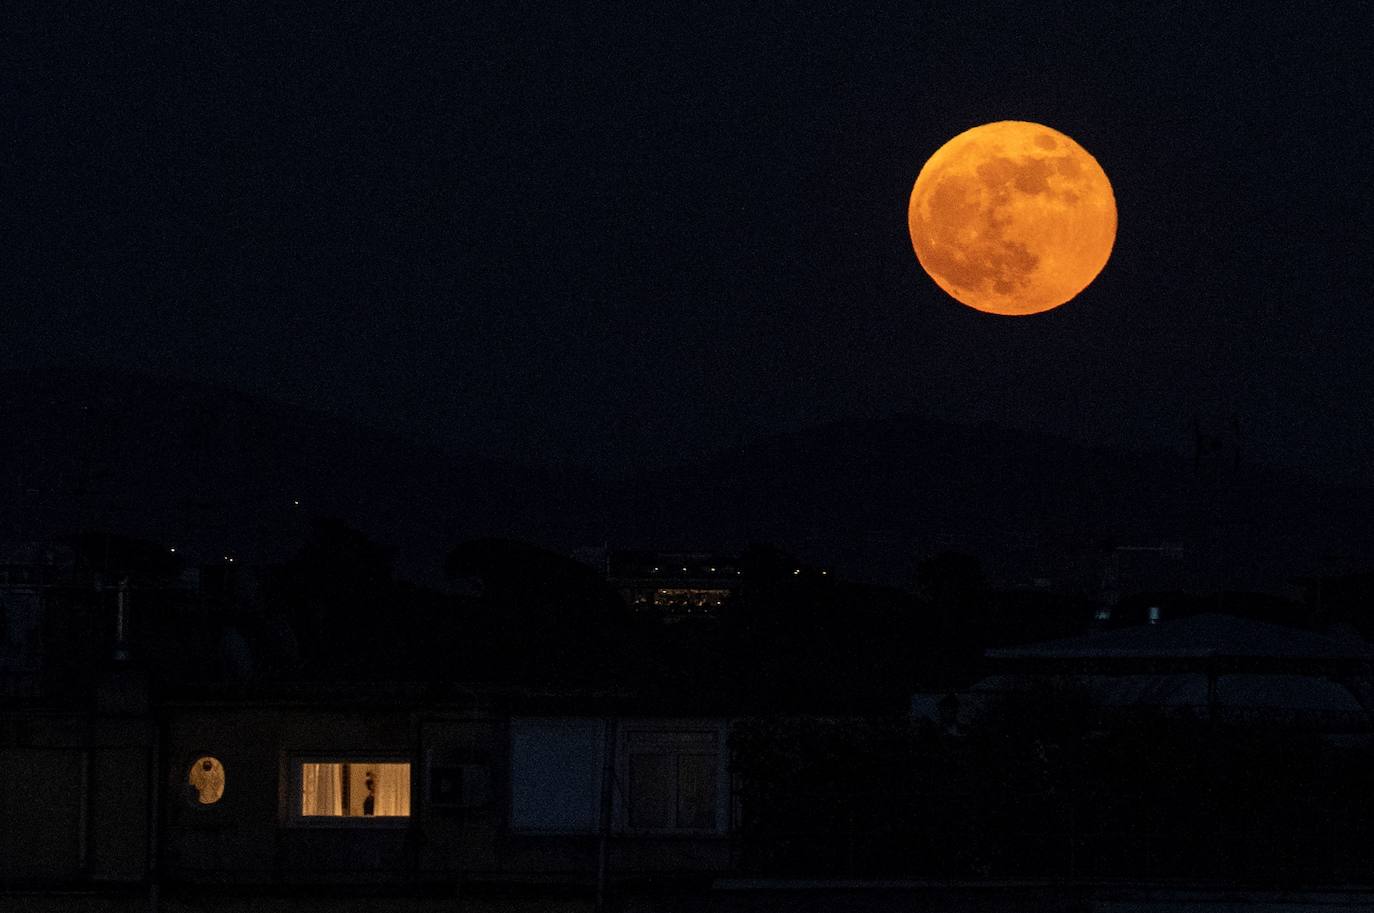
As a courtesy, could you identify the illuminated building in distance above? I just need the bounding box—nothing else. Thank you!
[607,551,740,622]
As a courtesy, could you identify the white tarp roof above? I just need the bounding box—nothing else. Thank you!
[1090,673,1363,713]
[985,613,1374,661]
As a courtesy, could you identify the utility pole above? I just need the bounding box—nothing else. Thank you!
[596,717,618,913]
[113,576,131,663]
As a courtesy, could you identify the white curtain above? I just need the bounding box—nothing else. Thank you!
[366,763,411,816]
[302,761,409,817]
[301,762,343,816]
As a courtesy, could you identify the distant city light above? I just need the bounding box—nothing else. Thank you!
[169,547,176,553]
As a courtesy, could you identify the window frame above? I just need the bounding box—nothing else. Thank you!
[284,753,414,828]
[615,719,729,836]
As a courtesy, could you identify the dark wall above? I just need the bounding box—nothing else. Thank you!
[0,717,151,883]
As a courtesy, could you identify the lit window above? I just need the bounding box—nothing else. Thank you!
[297,761,411,819]
[623,728,723,832]
[188,756,225,805]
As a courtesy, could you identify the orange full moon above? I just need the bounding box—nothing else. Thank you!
[907,121,1116,316]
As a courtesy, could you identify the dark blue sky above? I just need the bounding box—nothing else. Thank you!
[5,3,1371,481]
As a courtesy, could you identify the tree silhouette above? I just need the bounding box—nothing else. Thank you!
[914,550,986,685]
[261,517,398,677]
[444,538,631,685]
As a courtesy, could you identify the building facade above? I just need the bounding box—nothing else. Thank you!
[2,681,734,891]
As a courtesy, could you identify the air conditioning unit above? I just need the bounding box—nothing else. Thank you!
[428,763,491,809]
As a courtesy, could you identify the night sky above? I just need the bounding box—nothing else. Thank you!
[6,4,1371,482]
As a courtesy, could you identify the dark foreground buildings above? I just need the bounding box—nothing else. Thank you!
[5,539,1374,911]
[0,557,732,898]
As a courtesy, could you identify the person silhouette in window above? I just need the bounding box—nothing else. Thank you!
[362,771,376,816]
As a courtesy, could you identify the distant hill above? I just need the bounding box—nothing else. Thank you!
[3,368,1370,592]
[567,415,1374,592]
[0,367,575,583]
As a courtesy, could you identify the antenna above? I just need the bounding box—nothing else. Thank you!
[113,576,131,663]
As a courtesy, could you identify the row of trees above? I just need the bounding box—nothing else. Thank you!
[40,517,1364,710]
[258,519,935,709]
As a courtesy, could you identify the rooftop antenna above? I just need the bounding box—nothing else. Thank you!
[113,576,131,663]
